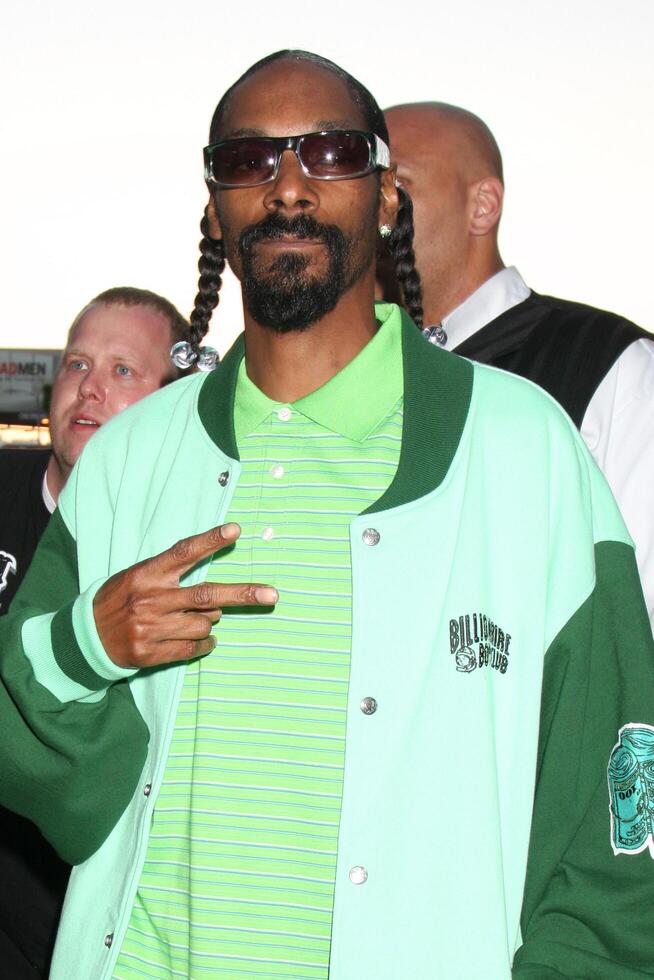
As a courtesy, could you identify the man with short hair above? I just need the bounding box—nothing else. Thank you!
[1,53,654,979]
[1,286,189,613]
[379,101,654,626]
[0,285,189,978]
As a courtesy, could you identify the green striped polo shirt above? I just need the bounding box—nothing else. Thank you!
[113,310,403,980]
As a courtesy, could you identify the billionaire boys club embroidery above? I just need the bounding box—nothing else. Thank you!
[608,723,654,859]
[449,613,512,674]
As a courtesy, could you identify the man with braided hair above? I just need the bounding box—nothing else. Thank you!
[378,101,654,629]
[0,285,189,979]
[1,50,654,979]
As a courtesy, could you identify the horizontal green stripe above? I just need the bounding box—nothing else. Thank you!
[115,381,403,977]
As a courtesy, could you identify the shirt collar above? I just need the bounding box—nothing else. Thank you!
[42,469,56,514]
[198,306,473,509]
[440,267,530,349]
[234,302,404,443]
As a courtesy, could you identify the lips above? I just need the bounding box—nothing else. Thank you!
[240,213,333,256]
[259,236,324,246]
[72,416,100,428]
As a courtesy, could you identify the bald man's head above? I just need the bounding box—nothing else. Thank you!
[386,102,503,183]
[379,102,505,325]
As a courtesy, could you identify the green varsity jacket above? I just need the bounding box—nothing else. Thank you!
[1,304,653,979]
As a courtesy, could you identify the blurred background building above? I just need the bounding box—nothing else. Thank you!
[0,349,60,446]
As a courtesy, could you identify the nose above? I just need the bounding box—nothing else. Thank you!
[78,366,107,403]
[262,148,319,216]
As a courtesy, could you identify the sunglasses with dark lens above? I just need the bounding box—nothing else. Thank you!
[204,130,391,188]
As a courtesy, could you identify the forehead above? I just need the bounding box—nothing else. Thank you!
[387,110,465,193]
[67,304,170,360]
[217,60,369,140]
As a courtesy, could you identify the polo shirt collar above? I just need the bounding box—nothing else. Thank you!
[234,302,403,443]
[197,304,473,510]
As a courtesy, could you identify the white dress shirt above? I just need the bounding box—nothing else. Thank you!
[438,267,654,629]
[42,470,56,515]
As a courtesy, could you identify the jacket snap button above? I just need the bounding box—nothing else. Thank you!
[360,696,377,715]
[362,528,380,546]
[349,865,368,884]
[218,471,230,487]
[143,783,152,796]
[104,933,114,948]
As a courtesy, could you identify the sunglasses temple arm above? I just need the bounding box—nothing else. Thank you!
[374,135,391,169]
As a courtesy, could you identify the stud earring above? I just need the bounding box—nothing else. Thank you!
[378,224,392,238]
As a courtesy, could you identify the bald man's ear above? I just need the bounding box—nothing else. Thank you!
[206,195,222,240]
[378,164,400,230]
[469,177,503,237]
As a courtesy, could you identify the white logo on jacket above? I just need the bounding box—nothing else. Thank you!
[0,550,17,605]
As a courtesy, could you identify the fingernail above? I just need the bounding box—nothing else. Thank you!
[255,586,279,604]
[221,523,240,539]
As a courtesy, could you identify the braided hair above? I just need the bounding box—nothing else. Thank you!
[188,50,424,348]
[388,187,423,328]
[188,208,226,351]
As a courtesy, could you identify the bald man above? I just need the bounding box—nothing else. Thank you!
[379,102,654,628]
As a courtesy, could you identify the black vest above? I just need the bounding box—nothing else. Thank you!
[454,291,648,428]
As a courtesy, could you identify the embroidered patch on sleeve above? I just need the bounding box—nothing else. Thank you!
[608,723,654,858]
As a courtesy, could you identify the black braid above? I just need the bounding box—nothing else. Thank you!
[189,208,225,352]
[387,187,423,329]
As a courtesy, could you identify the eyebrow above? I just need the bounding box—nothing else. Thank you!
[314,118,364,132]
[217,119,366,142]
[218,127,268,140]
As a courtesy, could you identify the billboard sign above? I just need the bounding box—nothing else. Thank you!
[0,349,62,423]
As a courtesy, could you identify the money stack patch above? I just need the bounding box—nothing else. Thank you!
[608,724,654,858]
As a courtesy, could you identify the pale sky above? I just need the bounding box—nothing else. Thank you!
[2,0,653,354]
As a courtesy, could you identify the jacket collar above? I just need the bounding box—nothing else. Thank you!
[197,308,473,512]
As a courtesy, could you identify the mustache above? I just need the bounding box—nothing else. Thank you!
[239,213,339,253]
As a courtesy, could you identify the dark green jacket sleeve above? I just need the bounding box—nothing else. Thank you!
[514,541,654,978]
[0,509,149,865]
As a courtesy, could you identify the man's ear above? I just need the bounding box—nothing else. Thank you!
[378,164,400,230]
[206,194,222,240]
[469,177,503,237]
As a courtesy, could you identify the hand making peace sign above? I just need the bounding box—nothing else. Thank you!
[93,523,278,669]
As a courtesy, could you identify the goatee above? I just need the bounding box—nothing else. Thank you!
[238,213,350,332]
